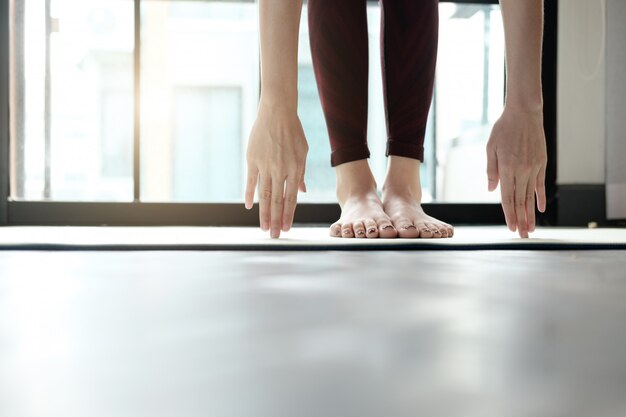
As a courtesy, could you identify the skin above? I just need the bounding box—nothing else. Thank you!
[245,0,547,240]
[244,0,308,239]
[487,0,548,238]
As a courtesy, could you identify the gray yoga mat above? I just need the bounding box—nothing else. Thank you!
[1,226,626,250]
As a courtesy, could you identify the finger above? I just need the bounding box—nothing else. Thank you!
[298,160,307,193]
[514,174,530,238]
[536,164,547,213]
[486,144,499,191]
[258,174,272,232]
[282,175,299,232]
[245,164,259,209]
[500,175,517,232]
[270,177,285,238]
[526,169,538,233]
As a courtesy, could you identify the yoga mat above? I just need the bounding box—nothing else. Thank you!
[1,226,626,250]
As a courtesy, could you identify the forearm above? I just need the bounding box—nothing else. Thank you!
[500,0,544,110]
[258,0,303,109]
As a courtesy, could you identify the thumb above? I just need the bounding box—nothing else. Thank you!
[486,145,499,192]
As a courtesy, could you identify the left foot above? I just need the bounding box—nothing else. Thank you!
[381,156,454,239]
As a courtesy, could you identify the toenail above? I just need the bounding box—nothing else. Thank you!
[357,230,365,236]
[383,225,394,230]
[402,225,416,230]
[368,228,376,234]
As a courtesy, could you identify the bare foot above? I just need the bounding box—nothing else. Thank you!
[329,159,398,238]
[381,156,454,239]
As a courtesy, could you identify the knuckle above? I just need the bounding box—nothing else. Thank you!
[260,189,272,201]
[285,195,298,205]
[271,196,283,205]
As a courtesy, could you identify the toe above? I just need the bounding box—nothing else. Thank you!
[353,221,366,238]
[427,222,443,238]
[398,225,419,238]
[438,222,454,238]
[329,223,342,237]
[364,218,379,238]
[393,218,419,238]
[415,222,433,238]
[377,218,397,238]
[341,223,354,238]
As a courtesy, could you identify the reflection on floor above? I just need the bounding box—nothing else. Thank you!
[1,249,625,416]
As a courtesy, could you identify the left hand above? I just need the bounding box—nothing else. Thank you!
[486,105,548,238]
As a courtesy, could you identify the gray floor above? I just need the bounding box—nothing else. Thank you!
[1,249,626,417]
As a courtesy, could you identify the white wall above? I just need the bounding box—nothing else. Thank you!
[557,0,607,185]
[605,0,626,219]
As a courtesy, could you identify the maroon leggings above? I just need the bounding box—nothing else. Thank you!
[307,0,439,167]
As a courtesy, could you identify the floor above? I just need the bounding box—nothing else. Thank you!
[1,239,626,416]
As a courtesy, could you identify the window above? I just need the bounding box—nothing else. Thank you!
[296,3,505,203]
[0,0,557,226]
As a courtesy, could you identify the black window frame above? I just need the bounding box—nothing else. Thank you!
[0,0,557,226]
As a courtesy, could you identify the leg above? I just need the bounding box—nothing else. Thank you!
[379,0,454,238]
[308,0,397,238]
[307,0,370,167]
[381,0,438,163]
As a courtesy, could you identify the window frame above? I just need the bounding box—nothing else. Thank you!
[0,0,557,227]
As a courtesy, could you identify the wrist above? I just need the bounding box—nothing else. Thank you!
[504,82,543,112]
[258,94,300,123]
[504,96,543,114]
[260,82,298,107]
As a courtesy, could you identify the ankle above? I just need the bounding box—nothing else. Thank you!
[335,159,378,196]
[381,178,422,200]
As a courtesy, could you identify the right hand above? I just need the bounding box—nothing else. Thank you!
[245,100,308,238]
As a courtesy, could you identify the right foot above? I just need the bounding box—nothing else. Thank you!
[329,159,398,238]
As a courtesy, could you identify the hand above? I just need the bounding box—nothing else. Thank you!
[486,105,547,238]
[245,100,308,239]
